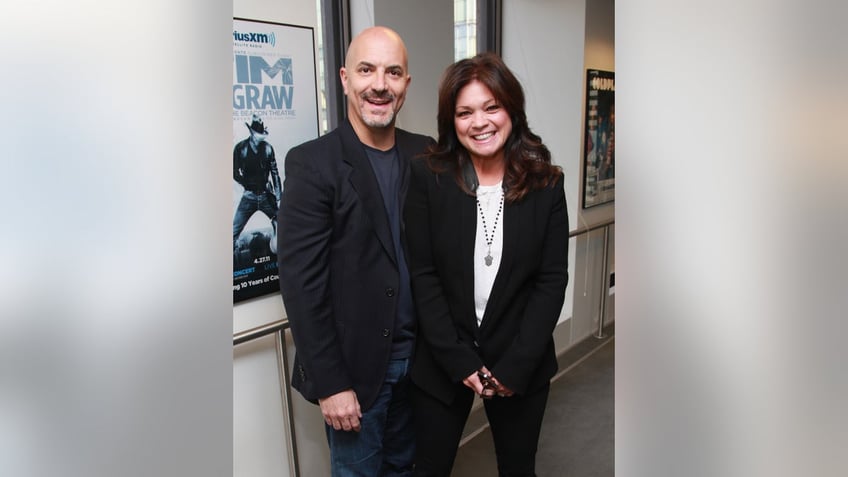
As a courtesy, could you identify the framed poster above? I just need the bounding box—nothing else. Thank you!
[232,18,319,303]
[582,69,615,208]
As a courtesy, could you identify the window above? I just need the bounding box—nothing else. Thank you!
[454,0,477,61]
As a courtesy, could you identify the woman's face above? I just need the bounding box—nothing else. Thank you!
[453,80,512,163]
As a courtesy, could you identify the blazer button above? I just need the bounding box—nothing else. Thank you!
[382,328,390,337]
[385,287,395,297]
[473,340,480,348]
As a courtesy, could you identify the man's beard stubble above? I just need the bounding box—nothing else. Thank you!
[360,91,396,128]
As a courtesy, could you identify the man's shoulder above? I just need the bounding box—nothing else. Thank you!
[283,129,349,177]
[396,127,434,146]
[395,128,435,162]
[288,128,343,156]
[233,137,250,150]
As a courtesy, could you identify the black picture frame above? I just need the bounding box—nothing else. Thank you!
[232,18,319,303]
[582,69,615,208]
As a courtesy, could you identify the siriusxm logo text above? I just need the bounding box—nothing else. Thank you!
[233,31,276,46]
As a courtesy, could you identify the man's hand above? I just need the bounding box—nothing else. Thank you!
[318,389,362,432]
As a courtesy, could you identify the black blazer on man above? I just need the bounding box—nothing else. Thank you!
[277,119,433,411]
[404,158,569,405]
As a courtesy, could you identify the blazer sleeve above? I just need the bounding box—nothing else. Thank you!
[405,161,484,382]
[491,176,570,393]
[277,144,353,399]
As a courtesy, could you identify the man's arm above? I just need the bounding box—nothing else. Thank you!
[266,143,282,201]
[277,145,354,403]
[233,142,245,186]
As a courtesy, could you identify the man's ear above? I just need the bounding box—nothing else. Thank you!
[339,67,349,95]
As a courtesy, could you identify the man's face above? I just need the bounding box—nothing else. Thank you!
[249,130,267,145]
[340,30,411,130]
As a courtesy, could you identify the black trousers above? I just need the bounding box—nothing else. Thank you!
[411,381,550,477]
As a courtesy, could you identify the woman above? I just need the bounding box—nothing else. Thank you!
[404,52,569,476]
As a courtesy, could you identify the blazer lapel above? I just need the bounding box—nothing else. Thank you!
[395,133,412,213]
[459,189,480,329]
[339,121,397,265]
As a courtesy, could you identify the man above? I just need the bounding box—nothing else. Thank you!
[233,114,281,247]
[277,27,433,476]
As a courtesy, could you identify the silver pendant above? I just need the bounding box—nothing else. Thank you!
[485,253,493,266]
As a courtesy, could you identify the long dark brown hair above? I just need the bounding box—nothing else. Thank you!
[425,52,562,203]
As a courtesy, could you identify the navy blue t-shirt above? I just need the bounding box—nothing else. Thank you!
[364,144,415,359]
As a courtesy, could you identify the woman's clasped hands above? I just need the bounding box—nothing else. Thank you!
[463,366,514,399]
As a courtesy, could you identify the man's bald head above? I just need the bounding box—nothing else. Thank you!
[340,26,412,146]
[345,26,408,72]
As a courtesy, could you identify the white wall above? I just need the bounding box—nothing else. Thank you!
[234,336,290,476]
[502,0,614,349]
[502,0,587,227]
[502,0,587,341]
[373,0,453,138]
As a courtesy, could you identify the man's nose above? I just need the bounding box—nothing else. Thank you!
[372,71,387,92]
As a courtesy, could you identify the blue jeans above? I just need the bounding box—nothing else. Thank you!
[232,190,277,243]
[325,358,414,477]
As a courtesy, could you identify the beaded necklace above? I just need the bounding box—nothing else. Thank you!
[476,191,504,266]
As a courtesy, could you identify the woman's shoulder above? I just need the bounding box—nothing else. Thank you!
[410,155,455,178]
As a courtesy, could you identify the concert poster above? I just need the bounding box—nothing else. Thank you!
[582,69,615,208]
[232,18,319,302]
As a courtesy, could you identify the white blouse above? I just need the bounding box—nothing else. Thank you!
[473,182,504,326]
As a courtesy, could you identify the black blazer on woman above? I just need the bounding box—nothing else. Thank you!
[404,158,569,405]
